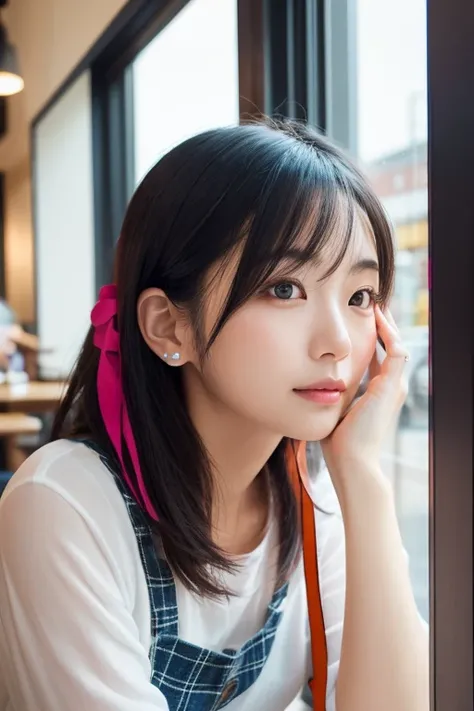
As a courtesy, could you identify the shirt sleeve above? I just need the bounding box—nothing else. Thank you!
[0,482,169,711]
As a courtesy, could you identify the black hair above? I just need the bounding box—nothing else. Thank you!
[52,118,395,598]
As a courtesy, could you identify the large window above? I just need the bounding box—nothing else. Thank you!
[91,0,241,287]
[348,0,429,622]
[33,71,95,379]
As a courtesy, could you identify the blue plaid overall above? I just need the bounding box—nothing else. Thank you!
[84,441,290,711]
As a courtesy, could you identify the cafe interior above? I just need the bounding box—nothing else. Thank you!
[0,324,64,490]
[0,0,472,708]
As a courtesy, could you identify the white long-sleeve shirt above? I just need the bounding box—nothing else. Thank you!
[0,440,346,711]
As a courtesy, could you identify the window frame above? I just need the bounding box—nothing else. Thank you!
[428,0,474,706]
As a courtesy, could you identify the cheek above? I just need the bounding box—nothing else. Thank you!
[201,307,298,405]
[209,308,291,374]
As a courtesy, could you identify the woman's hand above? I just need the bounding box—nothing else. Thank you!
[321,306,409,490]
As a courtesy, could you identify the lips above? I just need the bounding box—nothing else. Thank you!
[294,379,347,392]
[293,379,347,405]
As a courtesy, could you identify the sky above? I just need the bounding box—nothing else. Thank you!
[133,0,239,184]
[356,0,428,161]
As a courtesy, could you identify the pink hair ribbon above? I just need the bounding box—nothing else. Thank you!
[91,284,158,520]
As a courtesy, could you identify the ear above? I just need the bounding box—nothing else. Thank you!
[137,288,195,366]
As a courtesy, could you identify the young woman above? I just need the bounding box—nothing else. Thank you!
[0,120,429,711]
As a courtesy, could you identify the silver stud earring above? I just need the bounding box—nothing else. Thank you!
[163,353,168,359]
[171,352,180,360]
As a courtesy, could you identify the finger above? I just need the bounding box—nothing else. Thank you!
[375,306,409,380]
[375,306,407,359]
[382,307,399,333]
[381,308,412,378]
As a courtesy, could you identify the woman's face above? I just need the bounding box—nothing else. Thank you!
[186,210,380,443]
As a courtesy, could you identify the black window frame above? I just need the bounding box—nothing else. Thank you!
[428,0,474,706]
[28,0,474,707]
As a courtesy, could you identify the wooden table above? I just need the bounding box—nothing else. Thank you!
[0,412,44,472]
[0,413,42,436]
[0,381,67,470]
[0,381,67,413]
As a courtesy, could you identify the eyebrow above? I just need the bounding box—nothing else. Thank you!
[349,258,379,275]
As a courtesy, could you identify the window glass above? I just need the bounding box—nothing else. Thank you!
[355,0,429,621]
[132,0,239,185]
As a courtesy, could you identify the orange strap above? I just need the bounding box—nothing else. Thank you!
[286,441,328,711]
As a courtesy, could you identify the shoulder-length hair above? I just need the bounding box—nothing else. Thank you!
[52,119,395,597]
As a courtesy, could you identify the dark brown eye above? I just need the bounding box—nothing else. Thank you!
[349,289,373,309]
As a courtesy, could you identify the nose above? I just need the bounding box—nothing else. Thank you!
[308,309,351,362]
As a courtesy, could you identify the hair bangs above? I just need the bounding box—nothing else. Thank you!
[207,146,360,349]
[352,192,394,304]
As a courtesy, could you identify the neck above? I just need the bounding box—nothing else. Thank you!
[184,370,282,554]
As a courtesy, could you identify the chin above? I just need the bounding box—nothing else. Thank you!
[282,410,342,443]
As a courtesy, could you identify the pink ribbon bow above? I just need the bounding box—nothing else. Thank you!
[91,284,158,520]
